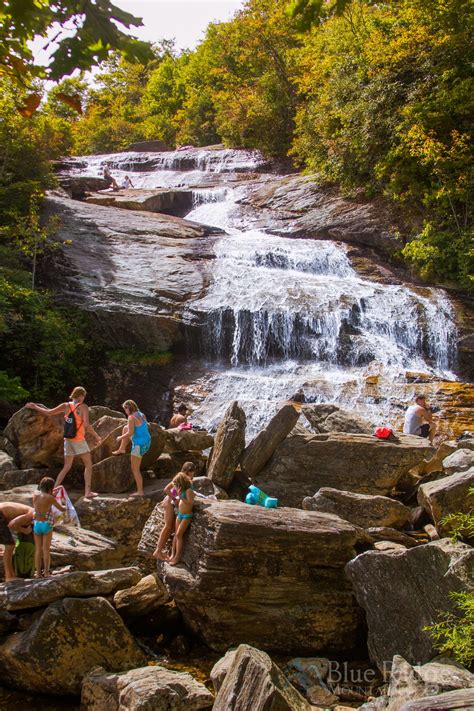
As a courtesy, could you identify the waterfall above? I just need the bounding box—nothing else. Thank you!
[66,147,459,436]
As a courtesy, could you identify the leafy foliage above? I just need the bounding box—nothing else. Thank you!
[0,80,97,402]
[0,0,152,84]
[441,487,474,543]
[425,591,474,667]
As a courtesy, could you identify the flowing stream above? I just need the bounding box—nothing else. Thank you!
[68,149,459,436]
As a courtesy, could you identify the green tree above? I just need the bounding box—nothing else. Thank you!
[0,0,152,84]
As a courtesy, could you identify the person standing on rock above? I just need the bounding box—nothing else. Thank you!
[112,400,151,497]
[32,477,66,578]
[403,394,437,444]
[0,502,34,582]
[152,461,197,560]
[167,472,195,566]
[169,403,188,428]
[26,387,101,499]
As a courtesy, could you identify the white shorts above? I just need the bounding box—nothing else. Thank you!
[64,439,90,457]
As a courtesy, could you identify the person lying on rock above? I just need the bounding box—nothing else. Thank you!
[169,403,188,429]
[112,399,151,497]
[32,477,66,578]
[0,502,33,582]
[168,472,195,566]
[26,386,101,499]
[152,462,197,560]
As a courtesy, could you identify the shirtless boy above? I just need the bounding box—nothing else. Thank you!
[0,502,34,582]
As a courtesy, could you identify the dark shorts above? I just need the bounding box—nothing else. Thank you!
[418,424,430,438]
[0,512,14,546]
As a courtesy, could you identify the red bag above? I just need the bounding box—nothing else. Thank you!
[374,426,393,439]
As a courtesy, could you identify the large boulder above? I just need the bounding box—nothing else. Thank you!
[207,401,246,489]
[81,665,213,710]
[302,488,411,529]
[0,597,146,694]
[415,657,474,691]
[4,406,63,468]
[256,431,433,507]
[385,655,474,711]
[113,573,171,618]
[346,539,474,668]
[85,188,195,217]
[212,644,311,711]
[418,468,474,534]
[75,493,159,546]
[240,403,300,477]
[50,525,124,571]
[302,403,372,434]
[140,500,368,654]
[442,449,474,475]
[91,455,134,493]
[0,467,57,491]
[0,568,141,611]
[164,429,214,453]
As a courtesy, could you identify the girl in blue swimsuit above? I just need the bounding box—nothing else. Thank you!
[168,472,194,566]
[32,477,66,578]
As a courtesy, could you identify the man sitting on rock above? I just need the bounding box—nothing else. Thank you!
[169,403,188,429]
[0,502,34,582]
[403,394,437,444]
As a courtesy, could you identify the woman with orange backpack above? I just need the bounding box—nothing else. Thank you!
[26,386,101,499]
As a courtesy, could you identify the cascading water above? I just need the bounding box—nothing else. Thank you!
[64,149,270,189]
[67,147,459,436]
[180,189,457,434]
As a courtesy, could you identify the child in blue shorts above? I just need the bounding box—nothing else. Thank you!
[32,477,65,578]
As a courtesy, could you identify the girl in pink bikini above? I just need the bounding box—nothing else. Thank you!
[152,462,196,560]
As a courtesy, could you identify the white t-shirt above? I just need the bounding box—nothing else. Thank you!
[403,405,424,435]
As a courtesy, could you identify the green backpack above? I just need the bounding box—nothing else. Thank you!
[13,534,35,578]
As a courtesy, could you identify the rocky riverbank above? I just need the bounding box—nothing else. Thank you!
[0,400,473,709]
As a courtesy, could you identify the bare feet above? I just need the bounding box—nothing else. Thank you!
[167,557,179,566]
[84,491,98,499]
[112,449,125,456]
[129,491,144,497]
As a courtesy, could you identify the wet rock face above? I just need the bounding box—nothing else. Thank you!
[238,175,401,255]
[346,539,474,668]
[256,431,433,507]
[140,500,368,654]
[41,195,221,350]
[0,597,146,694]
